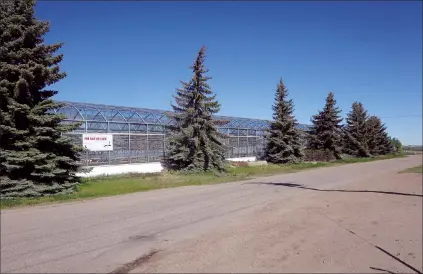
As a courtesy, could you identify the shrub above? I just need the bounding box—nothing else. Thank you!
[303,149,336,162]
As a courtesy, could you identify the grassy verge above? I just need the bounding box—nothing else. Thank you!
[399,165,423,174]
[333,153,406,163]
[0,153,406,209]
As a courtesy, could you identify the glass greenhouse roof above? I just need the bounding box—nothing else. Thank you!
[55,101,310,131]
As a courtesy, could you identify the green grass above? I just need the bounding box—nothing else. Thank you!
[399,165,423,174]
[334,153,406,163]
[0,153,406,210]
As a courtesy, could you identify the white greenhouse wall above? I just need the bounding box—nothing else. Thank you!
[77,157,257,177]
[226,157,257,162]
[77,162,163,177]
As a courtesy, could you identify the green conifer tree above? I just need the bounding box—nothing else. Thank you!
[308,92,344,159]
[343,102,371,157]
[0,0,81,198]
[366,116,395,156]
[163,46,227,171]
[264,78,303,164]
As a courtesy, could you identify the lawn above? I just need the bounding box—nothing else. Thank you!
[400,165,423,174]
[0,153,406,209]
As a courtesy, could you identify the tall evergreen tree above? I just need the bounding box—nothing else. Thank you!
[264,78,303,164]
[308,92,344,159]
[163,46,227,171]
[366,115,395,156]
[0,0,81,198]
[343,102,371,157]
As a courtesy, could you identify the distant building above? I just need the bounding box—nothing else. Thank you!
[56,101,310,166]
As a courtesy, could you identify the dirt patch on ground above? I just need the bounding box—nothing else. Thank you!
[132,173,422,273]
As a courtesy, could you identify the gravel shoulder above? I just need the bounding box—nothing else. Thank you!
[1,155,422,273]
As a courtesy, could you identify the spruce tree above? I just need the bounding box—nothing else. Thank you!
[264,78,303,164]
[366,116,395,156]
[343,102,371,157]
[163,46,227,171]
[308,92,343,159]
[0,0,81,198]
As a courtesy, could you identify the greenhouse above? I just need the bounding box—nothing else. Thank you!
[55,101,310,166]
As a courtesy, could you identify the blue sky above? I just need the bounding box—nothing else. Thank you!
[35,1,422,145]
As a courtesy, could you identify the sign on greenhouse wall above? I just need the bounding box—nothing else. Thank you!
[82,134,113,151]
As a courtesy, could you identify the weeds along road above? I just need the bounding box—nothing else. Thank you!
[1,156,422,273]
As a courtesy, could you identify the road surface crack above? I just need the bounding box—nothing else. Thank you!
[369,266,397,273]
[109,250,159,274]
[318,212,422,274]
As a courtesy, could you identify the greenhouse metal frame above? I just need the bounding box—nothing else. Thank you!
[55,101,309,166]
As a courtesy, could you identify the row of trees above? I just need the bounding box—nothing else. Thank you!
[164,46,399,169]
[263,80,397,164]
[0,0,400,198]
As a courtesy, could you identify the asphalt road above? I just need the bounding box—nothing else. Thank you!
[1,155,421,273]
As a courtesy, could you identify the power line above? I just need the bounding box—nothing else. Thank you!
[380,114,422,119]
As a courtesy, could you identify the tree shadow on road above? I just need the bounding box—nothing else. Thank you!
[249,182,423,198]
